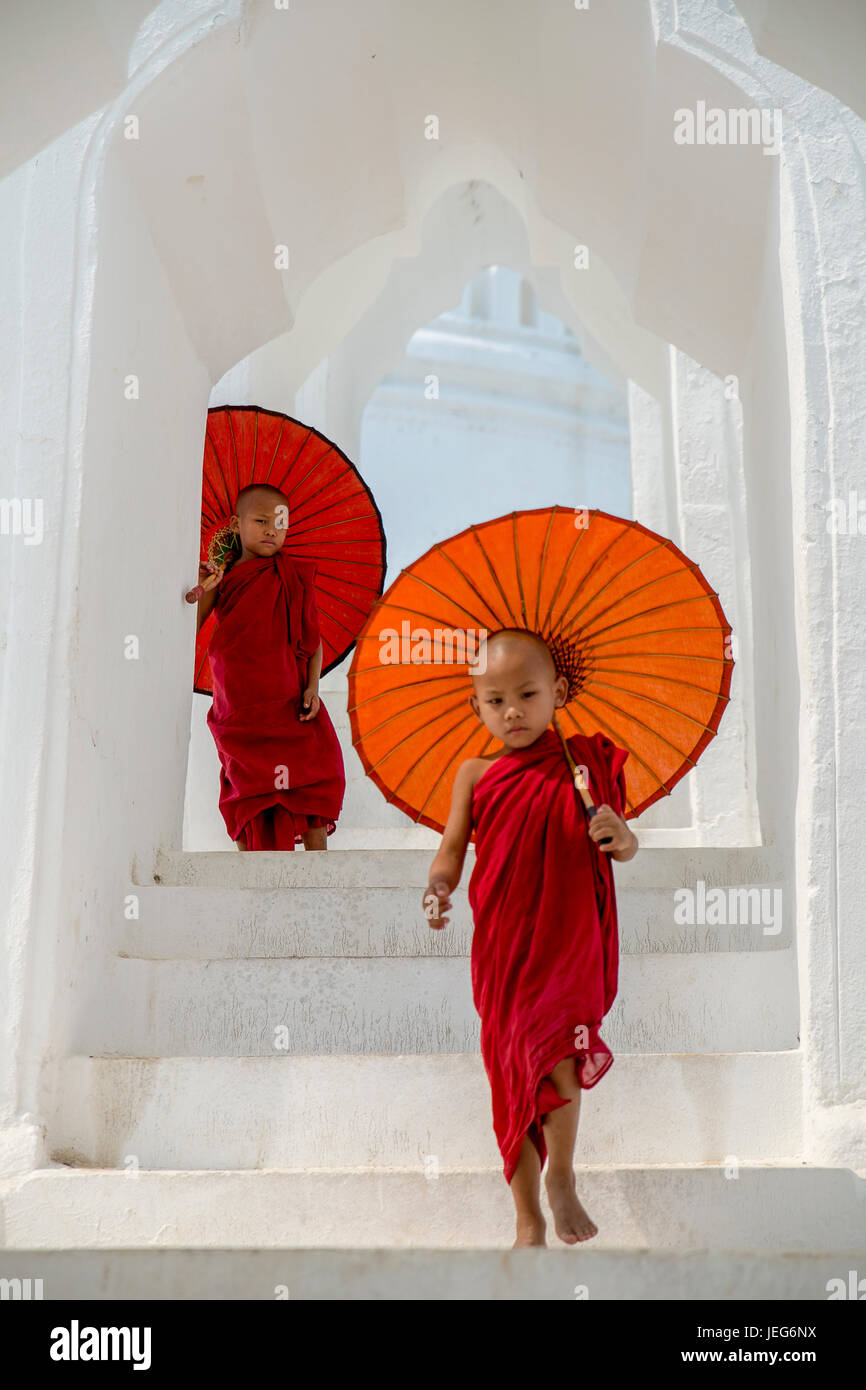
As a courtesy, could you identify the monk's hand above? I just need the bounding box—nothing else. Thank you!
[588,804,631,853]
[191,560,225,602]
[423,877,452,930]
[198,560,225,592]
[299,687,320,721]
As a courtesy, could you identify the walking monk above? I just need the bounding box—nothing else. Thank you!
[424,628,638,1247]
[195,483,345,850]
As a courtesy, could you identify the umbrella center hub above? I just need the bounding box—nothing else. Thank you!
[544,631,588,701]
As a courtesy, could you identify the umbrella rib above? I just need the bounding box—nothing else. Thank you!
[350,686,470,732]
[204,430,235,522]
[353,603,484,642]
[320,614,367,645]
[550,522,635,631]
[468,524,522,629]
[265,416,287,481]
[316,585,381,617]
[563,563,706,641]
[362,698,475,784]
[535,507,558,630]
[579,688,699,767]
[586,677,728,733]
[582,593,721,645]
[290,474,358,513]
[286,438,340,495]
[416,721,496,818]
[318,598,385,626]
[314,577,382,602]
[589,665,731,699]
[298,558,385,575]
[540,518,592,633]
[557,540,668,630]
[433,536,514,629]
[348,669,472,697]
[563,699,671,802]
[559,704,638,815]
[315,591,382,627]
[285,513,385,536]
[589,637,730,660]
[288,482,371,526]
[390,573,496,632]
[227,410,241,493]
[513,513,529,626]
[281,423,313,477]
[289,468,365,502]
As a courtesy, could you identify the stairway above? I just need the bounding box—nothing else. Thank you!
[2,840,863,1299]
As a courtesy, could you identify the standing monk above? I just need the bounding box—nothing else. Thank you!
[195,483,345,850]
[424,628,638,1247]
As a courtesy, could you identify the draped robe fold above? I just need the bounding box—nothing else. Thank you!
[467,727,629,1183]
[205,548,345,849]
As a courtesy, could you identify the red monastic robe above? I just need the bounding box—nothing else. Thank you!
[467,727,629,1183]
[205,547,345,849]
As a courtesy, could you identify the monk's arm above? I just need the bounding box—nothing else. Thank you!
[611,823,639,862]
[196,583,219,633]
[429,760,477,890]
[423,760,480,928]
[304,642,323,692]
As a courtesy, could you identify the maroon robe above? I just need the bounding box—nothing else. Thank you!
[205,547,345,849]
[467,727,629,1182]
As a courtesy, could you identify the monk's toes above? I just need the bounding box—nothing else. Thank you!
[545,1176,598,1243]
[558,1215,597,1244]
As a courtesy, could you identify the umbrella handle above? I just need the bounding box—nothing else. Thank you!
[185,568,225,604]
[585,803,612,846]
[551,714,613,846]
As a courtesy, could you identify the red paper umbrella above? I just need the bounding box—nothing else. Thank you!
[193,405,386,694]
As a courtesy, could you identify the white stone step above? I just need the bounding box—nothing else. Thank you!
[2,1166,862,1253]
[0,1247,854,1300]
[49,1052,802,1170]
[124,880,788,960]
[132,846,789,956]
[74,949,798,1056]
[139,845,783,895]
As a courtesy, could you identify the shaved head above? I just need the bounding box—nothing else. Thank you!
[473,628,557,685]
[235,483,290,515]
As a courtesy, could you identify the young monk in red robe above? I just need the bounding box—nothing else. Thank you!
[195,483,345,850]
[424,628,638,1247]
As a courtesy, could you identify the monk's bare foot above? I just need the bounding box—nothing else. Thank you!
[513,1212,547,1248]
[544,1170,598,1244]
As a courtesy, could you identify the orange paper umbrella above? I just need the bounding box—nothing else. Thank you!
[347,505,733,833]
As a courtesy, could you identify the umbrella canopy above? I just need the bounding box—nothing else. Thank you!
[347,505,733,833]
[194,405,386,694]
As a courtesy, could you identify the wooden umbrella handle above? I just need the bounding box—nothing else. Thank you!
[185,568,224,604]
[551,713,613,845]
